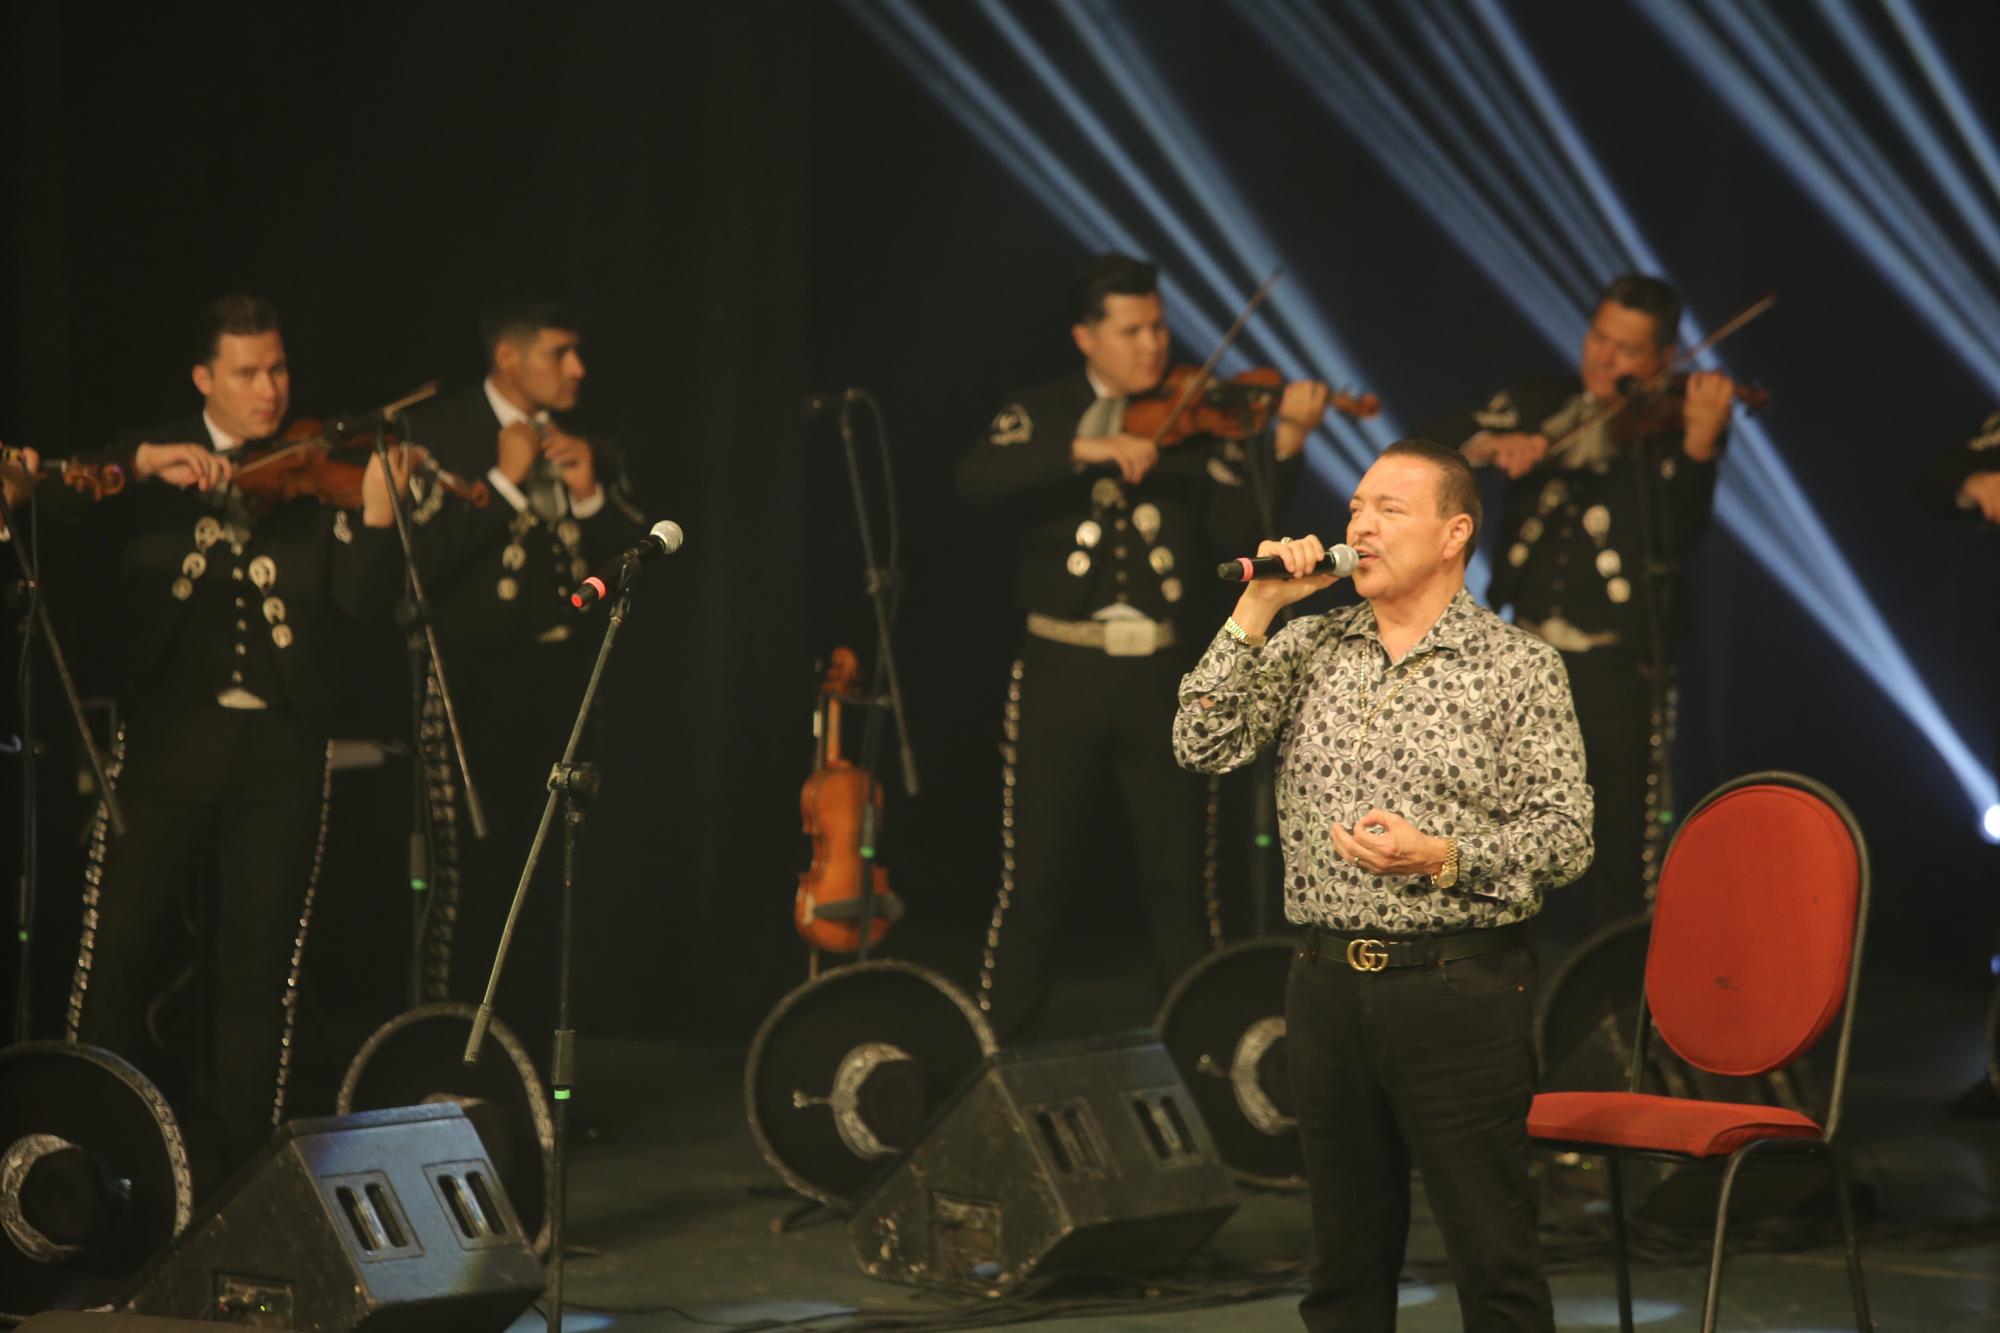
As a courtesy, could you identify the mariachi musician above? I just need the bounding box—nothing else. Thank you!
[29,295,410,1190]
[398,295,644,1031]
[1433,273,1738,956]
[956,253,1330,1040]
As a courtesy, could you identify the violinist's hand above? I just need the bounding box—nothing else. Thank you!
[1229,534,1338,638]
[361,442,414,529]
[1681,371,1731,462]
[134,442,232,492]
[1273,380,1330,460]
[1483,432,1550,479]
[1330,807,1449,877]
[496,422,539,486]
[1962,471,2000,526]
[1073,433,1158,485]
[541,428,597,502]
[2,446,38,513]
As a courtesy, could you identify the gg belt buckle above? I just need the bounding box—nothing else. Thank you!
[1345,938,1390,972]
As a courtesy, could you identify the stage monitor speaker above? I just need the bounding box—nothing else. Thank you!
[847,1031,1239,1294]
[124,1104,541,1331]
[337,1002,555,1255]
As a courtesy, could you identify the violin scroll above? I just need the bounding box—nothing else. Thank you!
[2,443,128,501]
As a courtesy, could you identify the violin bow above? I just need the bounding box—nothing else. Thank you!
[1147,267,1283,447]
[1540,291,1778,463]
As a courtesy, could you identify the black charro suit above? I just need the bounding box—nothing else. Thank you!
[51,413,402,1184]
[1428,378,1725,955]
[396,385,644,1030]
[957,372,1301,1038]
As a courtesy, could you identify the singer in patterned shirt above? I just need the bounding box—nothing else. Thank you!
[1173,438,1591,1333]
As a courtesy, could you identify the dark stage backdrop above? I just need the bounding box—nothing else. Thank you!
[4,2,1999,1078]
[0,1,814,1071]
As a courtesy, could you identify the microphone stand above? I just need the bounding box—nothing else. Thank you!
[1628,431,1681,901]
[1239,426,1285,937]
[462,554,659,1332]
[1,477,124,1042]
[833,393,918,961]
[368,418,489,1008]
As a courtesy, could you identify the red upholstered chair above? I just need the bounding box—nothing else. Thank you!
[1527,772,1871,1333]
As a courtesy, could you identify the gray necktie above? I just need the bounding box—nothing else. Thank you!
[1077,395,1126,440]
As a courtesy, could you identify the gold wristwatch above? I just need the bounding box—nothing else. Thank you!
[1430,837,1460,890]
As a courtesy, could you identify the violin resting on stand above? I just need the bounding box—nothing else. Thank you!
[796,647,903,955]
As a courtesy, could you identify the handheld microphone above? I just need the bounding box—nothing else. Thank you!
[571,520,685,610]
[1216,543,1358,582]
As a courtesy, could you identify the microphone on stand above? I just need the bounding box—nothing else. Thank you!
[323,380,443,438]
[800,388,864,419]
[1216,542,1359,582]
[571,520,685,610]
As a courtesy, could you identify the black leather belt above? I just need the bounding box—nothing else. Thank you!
[1305,920,1530,973]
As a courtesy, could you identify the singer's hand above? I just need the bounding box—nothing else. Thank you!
[1230,534,1338,636]
[361,442,414,528]
[1073,433,1158,485]
[542,428,598,502]
[1330,808,1448,877]
[496,422,540,486]
[134,442,233,492]
[1963,471,2000,525]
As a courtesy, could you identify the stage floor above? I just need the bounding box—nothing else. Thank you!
[493,953,2000,1332]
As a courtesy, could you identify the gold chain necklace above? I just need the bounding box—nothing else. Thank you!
[1346,649,1436,747]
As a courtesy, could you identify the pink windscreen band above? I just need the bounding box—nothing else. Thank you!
[571,575,607,608]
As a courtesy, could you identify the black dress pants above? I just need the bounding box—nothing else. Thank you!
[442,639,590,1046]
[1286,936,1552,1332]
[74,704,328,1185]
[979,634,1214,1040]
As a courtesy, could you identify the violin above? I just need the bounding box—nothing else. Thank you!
[1,444,127,501]
[230,419,489,511]
[1609,371,1771,443]
[795,647,903,954]
[1123,365,1382,447]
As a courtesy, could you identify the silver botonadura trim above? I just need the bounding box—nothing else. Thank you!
[66,725,128,1043]
[978,657,1026,1014]
[270,742,334,1125]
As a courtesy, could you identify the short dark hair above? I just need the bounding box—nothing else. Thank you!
[1379,438,1481,563]
[1597,274,1681,350]
[1069,253,1158,326]
[479,295,584,363]
[194,294,280,364]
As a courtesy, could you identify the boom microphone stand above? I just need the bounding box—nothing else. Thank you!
[1,472,124,1041]
[460,530,679,1333]
[828,391,918,961]
[339,386,490,1006]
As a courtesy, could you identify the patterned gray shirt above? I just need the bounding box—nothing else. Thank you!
[1172,587,1592,934]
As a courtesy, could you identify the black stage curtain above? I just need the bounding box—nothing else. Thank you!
[0,2,813,1058]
